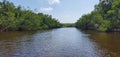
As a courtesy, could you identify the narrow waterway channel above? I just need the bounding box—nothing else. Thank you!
[0,27,120,57]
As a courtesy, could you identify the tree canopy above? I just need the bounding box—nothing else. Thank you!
[76,0,120,32]
[0,0,61,31]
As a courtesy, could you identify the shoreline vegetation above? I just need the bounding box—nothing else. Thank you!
[0,0,120,32]
[75,0,120,32]
[62,23,75,27]
[0,0,62,32]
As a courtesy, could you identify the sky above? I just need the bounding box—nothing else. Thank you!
[0,0,99,23]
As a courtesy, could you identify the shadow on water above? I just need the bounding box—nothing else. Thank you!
[83,30,120,57]
[0,27,120,57]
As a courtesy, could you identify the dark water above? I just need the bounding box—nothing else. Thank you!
[0,27,120,57]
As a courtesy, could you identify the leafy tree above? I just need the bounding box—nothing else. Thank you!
[0,0,61,31]
[76,0,120,32]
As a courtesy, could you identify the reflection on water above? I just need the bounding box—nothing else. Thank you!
[84,30,120,57]
[0,28,120,57]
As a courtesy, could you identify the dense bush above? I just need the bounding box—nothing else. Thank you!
[0,0,61,31]
[76,0,120,32]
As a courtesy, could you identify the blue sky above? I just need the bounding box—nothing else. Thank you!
[0,0,99,23]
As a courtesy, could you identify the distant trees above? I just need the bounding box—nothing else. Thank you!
[76,0,120,32]
[0,0,61,31]
[62,23,75,27]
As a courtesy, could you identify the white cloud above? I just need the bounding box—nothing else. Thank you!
[40,7,53,12]
[48,0,60,5]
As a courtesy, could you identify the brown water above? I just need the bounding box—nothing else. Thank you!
[0,27,120,57]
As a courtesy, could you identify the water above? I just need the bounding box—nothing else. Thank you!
[0,27,120,57]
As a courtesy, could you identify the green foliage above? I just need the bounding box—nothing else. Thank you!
[98,20,111,31]
[62,23,75,27]
[0,0,61,31]
[76,0,120,32]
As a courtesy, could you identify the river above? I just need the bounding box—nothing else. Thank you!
[0,27,120,57]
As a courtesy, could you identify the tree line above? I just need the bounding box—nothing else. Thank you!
[0,0,61,31]
[62,23,75,27]
[76,0,120,32]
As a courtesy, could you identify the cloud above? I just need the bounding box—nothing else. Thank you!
[48,0,60,5]
[40,7,53,12]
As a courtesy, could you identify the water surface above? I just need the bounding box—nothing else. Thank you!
[0,27,120,57]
